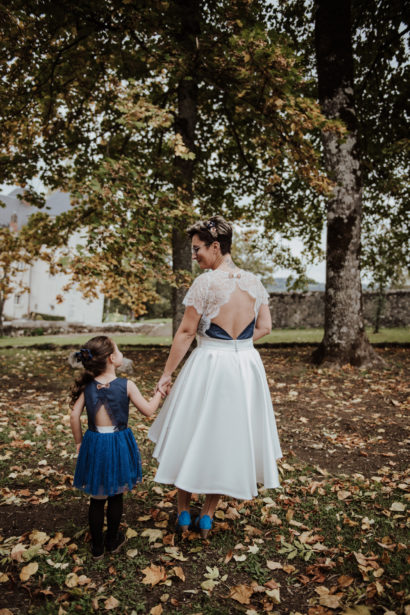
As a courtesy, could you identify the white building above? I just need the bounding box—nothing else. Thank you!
[0,189,104,325]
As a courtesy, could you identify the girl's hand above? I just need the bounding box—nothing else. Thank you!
[76,443,81,454]
[156,374,172,396]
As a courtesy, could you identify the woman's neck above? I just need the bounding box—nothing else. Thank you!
[212,254,238,271]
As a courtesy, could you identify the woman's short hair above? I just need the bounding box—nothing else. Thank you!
[187,215,232,255]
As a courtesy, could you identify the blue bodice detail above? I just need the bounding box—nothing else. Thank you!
[84,377,129,432]
[205,318,255,340]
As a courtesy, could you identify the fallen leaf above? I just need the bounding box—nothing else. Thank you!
[20,562,38,582]
[201,579,218,591]
[265,587,281,603]
[337,490,351,501]
[172,566,185,581]
[29,530,50,545]
[342,607,371,615]
[266,560,283,571]
[0,610,14,615]
[126,527,138,539]
[228,584,254,605]
[164,546,188,561]
[10,544,26,562]
[149,606,163,615]
[126,549,139,558]
[141,529,163,544]
[65,572,79,588]
[233,554,247,562]
[390,502,406,512]
[338,575,354,587]
[283,564,296,574]
[0,573,9,583]
[320,594,343,609]
[104,596,120,610]
[141,564,167,586]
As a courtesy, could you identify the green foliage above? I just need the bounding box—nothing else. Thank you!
[0,0,332,314]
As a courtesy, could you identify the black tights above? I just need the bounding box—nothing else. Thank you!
[88,494,123,547]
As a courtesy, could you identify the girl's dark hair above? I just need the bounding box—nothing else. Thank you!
[187,215,232,255]
[71,336,115,404]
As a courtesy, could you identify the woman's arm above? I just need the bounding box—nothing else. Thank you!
[127,381,164,417]
[70,393,85,453]
[156,306,201,392]
[253,304,272,341]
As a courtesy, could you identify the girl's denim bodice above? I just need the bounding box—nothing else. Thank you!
[84,378,129,432]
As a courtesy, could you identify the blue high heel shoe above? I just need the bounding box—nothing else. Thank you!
[176,510,191,532]
[196,514,213,539]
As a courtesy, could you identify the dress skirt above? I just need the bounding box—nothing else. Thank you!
[148,337,282,500]
[73,427,142,497]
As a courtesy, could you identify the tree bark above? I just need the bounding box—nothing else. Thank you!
[312,0,381,366]
[171,0,199,335]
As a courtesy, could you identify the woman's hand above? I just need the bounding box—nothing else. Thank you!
[76,442,82,454]
[156,373,172,396]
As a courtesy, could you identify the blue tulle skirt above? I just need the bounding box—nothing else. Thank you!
[73,428,142,497]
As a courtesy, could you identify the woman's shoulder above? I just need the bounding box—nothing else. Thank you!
[189,271,213,289]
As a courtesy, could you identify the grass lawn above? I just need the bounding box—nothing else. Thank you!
[0,345,408,614]
[0,327,409,348]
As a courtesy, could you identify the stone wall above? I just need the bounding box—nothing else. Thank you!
[269,290,410,329]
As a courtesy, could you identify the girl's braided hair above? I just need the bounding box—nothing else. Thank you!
[71,336,115,404]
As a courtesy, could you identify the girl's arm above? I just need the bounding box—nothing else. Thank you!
[253,304,272,341]
[127,381,164,417]
[70,393,85,453]
[156,306,201,392]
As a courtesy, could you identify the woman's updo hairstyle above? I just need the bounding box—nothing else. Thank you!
[187,215,232,255]
[71,336,115,404]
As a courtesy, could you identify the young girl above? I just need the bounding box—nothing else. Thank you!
[70,335,165,558]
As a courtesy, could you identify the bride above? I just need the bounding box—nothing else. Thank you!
[149,215,282,538]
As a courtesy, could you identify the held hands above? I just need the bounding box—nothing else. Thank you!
[156,373,172,398]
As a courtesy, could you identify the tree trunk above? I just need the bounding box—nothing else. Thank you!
[171,0,199,335]
[312,0,381,366]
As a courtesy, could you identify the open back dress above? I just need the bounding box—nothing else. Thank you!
[148,268,282,500]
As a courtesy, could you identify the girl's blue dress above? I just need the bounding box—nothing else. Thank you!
[73,378,142,497]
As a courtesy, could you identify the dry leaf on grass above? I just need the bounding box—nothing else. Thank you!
[141,529,163,544]
[104,596,119,610]
[266,560,283,570]
[150,605,163,615]
[342,607,371,615]
[0,573,9,583]
[337,575,354,587]
[319,594,343,609]
[29,530,50,545]
[228,584,254,605]
[10,543,26,562]
[141,564,167,586]
[172,566,185,581]
[266,587,281,603]
[20,562,38,581]
[0,609,14,615]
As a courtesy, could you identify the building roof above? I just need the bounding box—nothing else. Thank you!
[0,190,72,230]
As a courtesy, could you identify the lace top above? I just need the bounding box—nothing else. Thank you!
[183,269,270,338]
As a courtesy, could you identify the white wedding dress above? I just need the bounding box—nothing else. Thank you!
[148,268,282,500]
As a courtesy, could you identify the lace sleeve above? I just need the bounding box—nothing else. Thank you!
[182,274,209,315]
